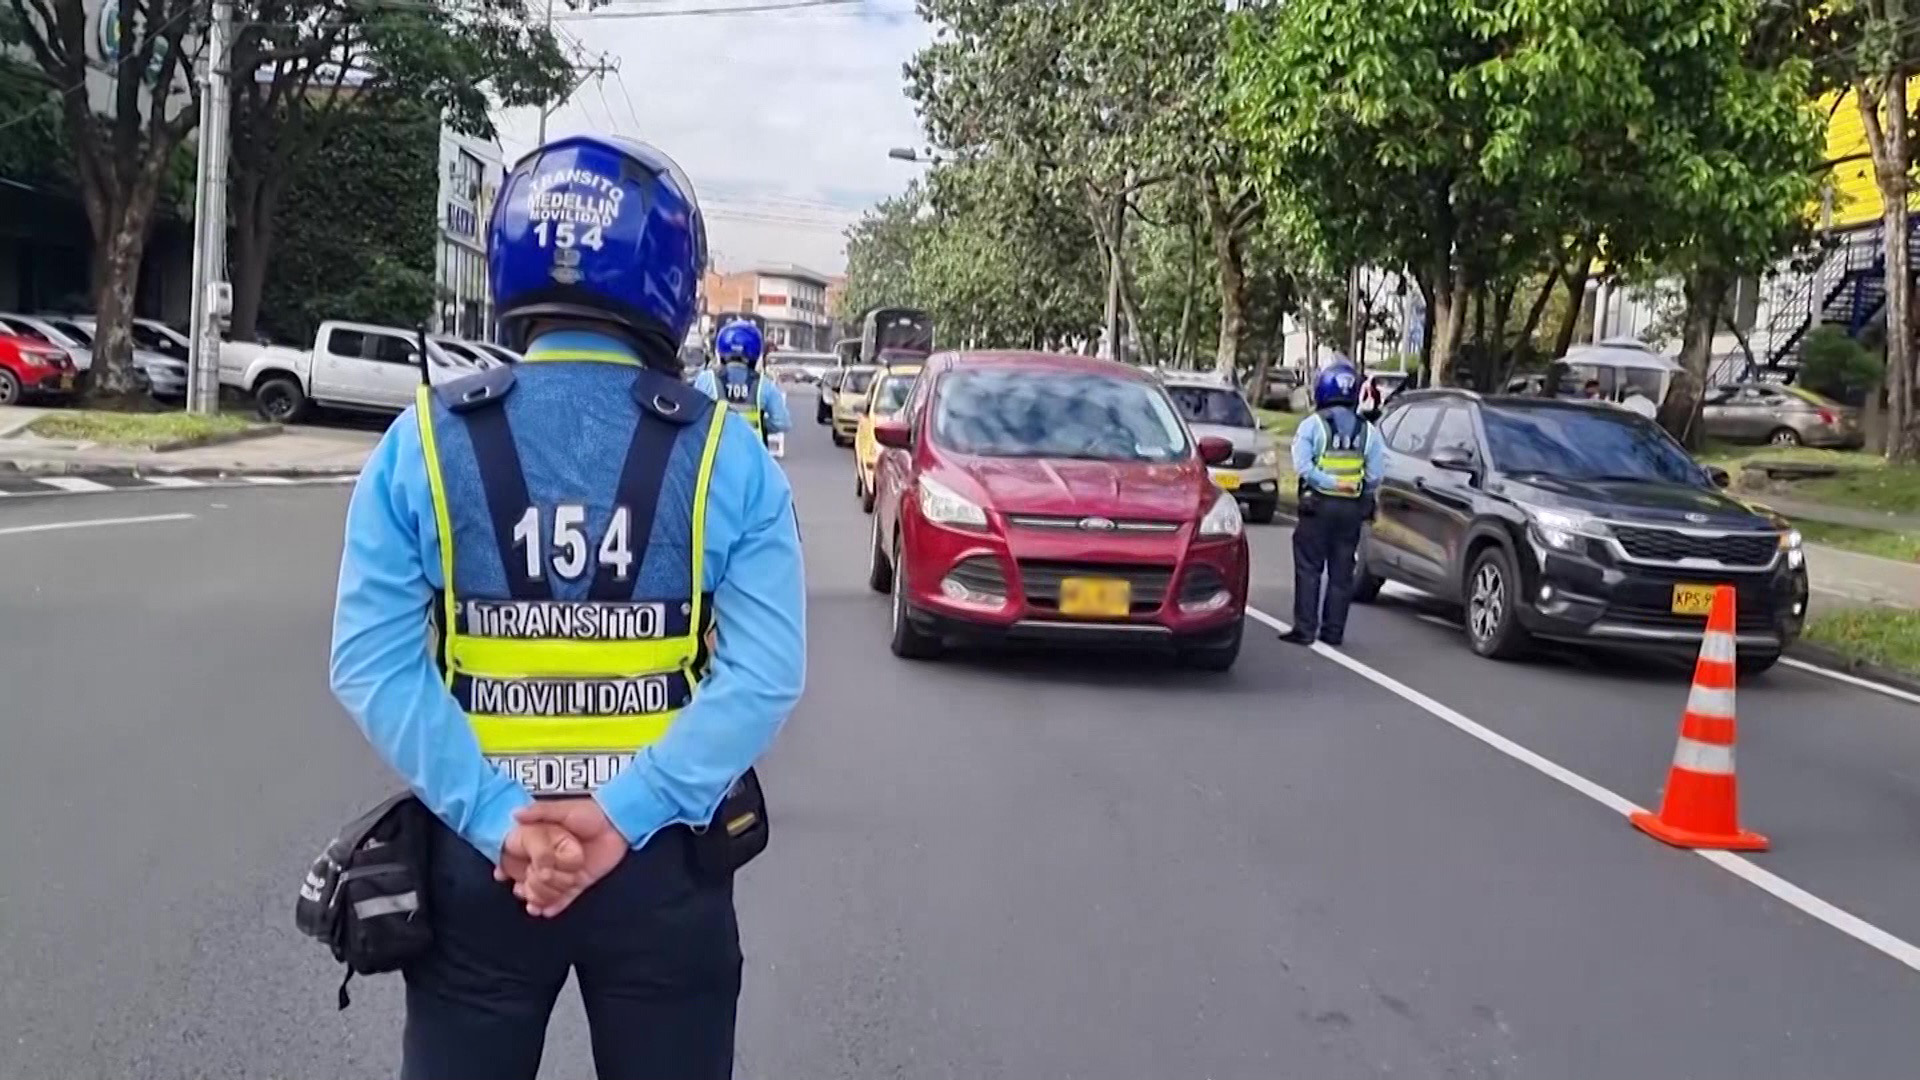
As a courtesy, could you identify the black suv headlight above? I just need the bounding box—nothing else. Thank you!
[1524,506,1612,553]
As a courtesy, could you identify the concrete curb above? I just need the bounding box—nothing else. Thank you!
[1785,640,1920,698]
[147,423,283,453]
[0,458,361,479]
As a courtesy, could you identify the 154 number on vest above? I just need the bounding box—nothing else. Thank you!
[511,503,633,582]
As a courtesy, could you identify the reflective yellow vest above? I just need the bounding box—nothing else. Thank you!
[414,358,727,796]
[1311,408,1368,498]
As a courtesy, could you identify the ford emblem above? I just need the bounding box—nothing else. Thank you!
[1078,516,1117,532]
[1685,512,1709,524]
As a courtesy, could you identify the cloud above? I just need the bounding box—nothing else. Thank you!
[493,0,932,273]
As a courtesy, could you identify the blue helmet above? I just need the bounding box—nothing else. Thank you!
[1314,361,1360,408]
[487,134,707,359]
[714,319,765,367]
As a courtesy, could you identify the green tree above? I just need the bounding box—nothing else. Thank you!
[836,183,927,328]
[2,0,201,395]
[257,94,438,344]
[224,0,572,341]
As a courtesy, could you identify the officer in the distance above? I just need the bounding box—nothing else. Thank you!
[694,318,791,444]
[329,133,806,1080]
[1279,359,1382,648]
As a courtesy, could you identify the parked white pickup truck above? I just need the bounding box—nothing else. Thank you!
[221,320,478,422]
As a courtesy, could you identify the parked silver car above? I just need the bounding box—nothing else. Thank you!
[1701,383,1863,448]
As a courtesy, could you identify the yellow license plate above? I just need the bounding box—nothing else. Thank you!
[1211,469,1241,491]
[59,374,74,390]
[1671,584,1718,616]
[1059,576,1131,618]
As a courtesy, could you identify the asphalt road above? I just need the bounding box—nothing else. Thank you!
[2,424,1918,1079]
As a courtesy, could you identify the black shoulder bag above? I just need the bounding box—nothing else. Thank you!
[294,791,436,1008]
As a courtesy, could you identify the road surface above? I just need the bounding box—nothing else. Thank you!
[1,424,1917,1079]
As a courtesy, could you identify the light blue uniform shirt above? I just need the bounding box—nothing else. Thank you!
[692,366,792,434]
[330,331,806,864]
[1291,407,1385,494]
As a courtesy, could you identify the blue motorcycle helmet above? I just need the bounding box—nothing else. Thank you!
[487,134,707,367]
[714,319,765,368]
[1314,359,1360,408]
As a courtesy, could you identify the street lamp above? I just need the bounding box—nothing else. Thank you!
[888,147,939,164]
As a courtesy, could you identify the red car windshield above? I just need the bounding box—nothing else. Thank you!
[933,369,1190,463]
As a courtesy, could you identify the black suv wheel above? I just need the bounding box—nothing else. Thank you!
[1464,544,1532,660]
[1352,528,1384,604]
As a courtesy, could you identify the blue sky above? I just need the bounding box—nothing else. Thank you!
[494,1,931,274]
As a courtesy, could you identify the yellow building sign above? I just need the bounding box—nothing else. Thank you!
[1818,77,1920,230]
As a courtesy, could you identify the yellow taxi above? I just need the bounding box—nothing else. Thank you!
[830,365,880,447]
[853,364,921,512]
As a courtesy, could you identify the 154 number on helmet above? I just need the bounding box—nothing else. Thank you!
[532,220,605,252]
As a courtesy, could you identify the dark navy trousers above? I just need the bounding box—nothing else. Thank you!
[1290,494,1368,641]
[400,821,741,1080]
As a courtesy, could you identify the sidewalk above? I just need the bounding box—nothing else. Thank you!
[1753,493,1920,533]
[1804,543,1920,613]
[0,406,378,478]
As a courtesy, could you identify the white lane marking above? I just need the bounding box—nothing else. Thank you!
[142,476,206,488]
[37,477,113,493]
[0,512,196,537]
[241,475,298,485]
[1781,657,1920,708]
[1245,604,1920,974]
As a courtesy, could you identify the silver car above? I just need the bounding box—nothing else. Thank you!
[7,314,188,399]
[1159,371,1284,523]
[1701,383,1863,448]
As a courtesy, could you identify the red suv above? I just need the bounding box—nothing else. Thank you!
[867,350,1249,670]
[0,331,78,406]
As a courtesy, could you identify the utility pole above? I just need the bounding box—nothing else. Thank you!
[187,0,233,416]
[535,0,557,143]
[538,55,619,144]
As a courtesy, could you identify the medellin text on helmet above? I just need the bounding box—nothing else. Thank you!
[526,168,626,228]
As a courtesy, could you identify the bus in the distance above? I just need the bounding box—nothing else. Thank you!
[860,307,934,366]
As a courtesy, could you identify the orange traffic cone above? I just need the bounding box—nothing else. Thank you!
[1630,585,1770,852]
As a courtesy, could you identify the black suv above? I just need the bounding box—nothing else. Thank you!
[1354,390,1809,673]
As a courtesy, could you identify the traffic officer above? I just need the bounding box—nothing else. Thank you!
[1279,360,1383,648]
[328,133,806,1080]
[693,318,791,443]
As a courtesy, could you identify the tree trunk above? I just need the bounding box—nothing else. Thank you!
[1430,271,1470,386]
[1176,213,1198,367]
[1663,268,1729,449]
[1118,262,1156,367]
[1201,179,1248,378]
[228,165,285,343]
[1552,259,1593,359]
[1860,72,1915,460]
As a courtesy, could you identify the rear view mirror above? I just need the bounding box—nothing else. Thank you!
[873,417,913,450]
[1430,445,1477,473]
[1198,435,1234,466]
[1706,465,1731,489]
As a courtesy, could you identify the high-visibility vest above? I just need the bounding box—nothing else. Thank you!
[1311,407,1369,498]
[415,351,726,797]
[720,362,764,437]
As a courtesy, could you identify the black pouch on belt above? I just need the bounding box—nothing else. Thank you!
[687,767,770,882]
[294,791,435,1008]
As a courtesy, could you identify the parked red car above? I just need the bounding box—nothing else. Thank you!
[0,331,78,406]
[867,350,1250,670]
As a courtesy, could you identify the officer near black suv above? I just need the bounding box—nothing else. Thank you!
[1280,359,1383,648]
[328,133,806,1080]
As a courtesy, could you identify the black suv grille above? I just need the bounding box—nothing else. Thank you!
[1613,526,1777,567]
[944,556,1007,595]
[1017,561,1172,614]
[1227,450,1257,469]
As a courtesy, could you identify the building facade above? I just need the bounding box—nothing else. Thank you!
[699,264,836,352]
[435,131,505,341]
